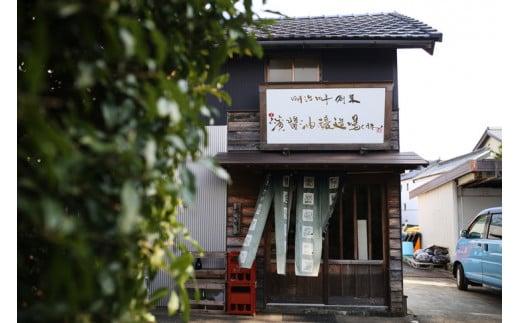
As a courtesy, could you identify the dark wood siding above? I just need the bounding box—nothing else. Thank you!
[225,169,405,314]
[222,47,406,315]
[221,49,400,150]
[321,49,399,112]
[212,48,399,114]
[386,174,404,315]
[207,56,264,124]
[226,169,267,310]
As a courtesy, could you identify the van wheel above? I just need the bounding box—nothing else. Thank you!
[456,264,468,291]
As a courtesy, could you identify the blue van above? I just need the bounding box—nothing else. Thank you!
[453,207,502,290]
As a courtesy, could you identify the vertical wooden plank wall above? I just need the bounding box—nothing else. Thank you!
[387,174,404,315]
[226,170,266,309]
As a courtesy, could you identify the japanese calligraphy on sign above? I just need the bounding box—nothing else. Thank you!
[265,87,386,145]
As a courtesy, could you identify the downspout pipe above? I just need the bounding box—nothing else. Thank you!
[458,186,464,234]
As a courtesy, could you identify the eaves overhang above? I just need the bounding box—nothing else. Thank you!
[409,159,502,198]
[216,151,428,170]
[258,38,439,55]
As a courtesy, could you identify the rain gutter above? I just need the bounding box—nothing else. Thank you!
[257,39,438,55]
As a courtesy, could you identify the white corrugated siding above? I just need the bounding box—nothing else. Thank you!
[458,187,502,231]
[417,181,459,260]
[417,183,503,262]
[150,126,227,306]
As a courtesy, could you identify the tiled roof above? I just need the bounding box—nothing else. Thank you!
[411,148,491,181]
[409,159,501,198]
[488,127,502,141]
[401,148,490,181]
[401,164,431,181]
[473,127,502,151]
[252,13,442,42]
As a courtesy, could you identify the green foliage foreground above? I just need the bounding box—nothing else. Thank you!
[18,1,264,321]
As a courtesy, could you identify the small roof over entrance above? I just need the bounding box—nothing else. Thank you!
[215,151,427,169]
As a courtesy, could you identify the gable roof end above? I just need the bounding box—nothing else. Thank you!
[473,127,502,151]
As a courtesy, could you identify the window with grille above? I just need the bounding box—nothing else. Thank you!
[267,57,320,82]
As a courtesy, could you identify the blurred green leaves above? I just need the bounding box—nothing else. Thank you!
[119,181,142,234]
[18,0,265,322]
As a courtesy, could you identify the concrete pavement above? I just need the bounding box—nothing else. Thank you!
[404,266,501,323]
[155,265,501,322]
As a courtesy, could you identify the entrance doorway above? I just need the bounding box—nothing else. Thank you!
[265,174,389,306]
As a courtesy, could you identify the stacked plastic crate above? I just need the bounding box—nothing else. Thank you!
[226,251,256,315]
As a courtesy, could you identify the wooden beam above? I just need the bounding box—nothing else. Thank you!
[323,230,329,305]
[216,151,429,166]
[368,187,372,260]
[353,187,358,260]
[382,184,390,307]
[381,185,388,265]
[457,173,477,186]
[185,279,225,290]
[193,269,226,278]
[409,160,502,198]
[189,299,225,306]
[339,185,344,259]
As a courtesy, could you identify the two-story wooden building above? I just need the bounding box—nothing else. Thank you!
[212,13,442,316]
[149,13,443,316]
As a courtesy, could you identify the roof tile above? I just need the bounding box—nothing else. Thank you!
[252,13,442,42]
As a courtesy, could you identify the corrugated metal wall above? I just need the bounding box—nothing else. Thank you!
[177,125,227,252]
[149,126,227,306]
[458,187,502,231]
[417,181,459,260]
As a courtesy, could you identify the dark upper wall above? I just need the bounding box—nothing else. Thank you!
[207,48,398,125]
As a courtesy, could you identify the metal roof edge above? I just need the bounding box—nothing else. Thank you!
[412,148,490,181]
[409,159,501,198]
[409,161,472,198]
[473,127,491,151]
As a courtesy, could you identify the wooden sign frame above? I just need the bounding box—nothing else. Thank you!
[259,82,394,151]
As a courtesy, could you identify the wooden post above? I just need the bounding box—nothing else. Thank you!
[353,187,358,260]
[368,188,372,260]
[382,184,388,264]
[339,185,344,259]
[323,229,329,305]
[367,187,372,297]
[382,183,390,306]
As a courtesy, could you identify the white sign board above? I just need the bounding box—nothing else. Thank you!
[265,88,386,145]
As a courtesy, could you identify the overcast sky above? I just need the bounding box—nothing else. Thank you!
[252,0,514,161]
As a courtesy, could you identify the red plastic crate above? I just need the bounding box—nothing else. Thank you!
[228,270,256,284]
[226,252,256,284]
[227,302,255,315]
[226,284,256,315]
